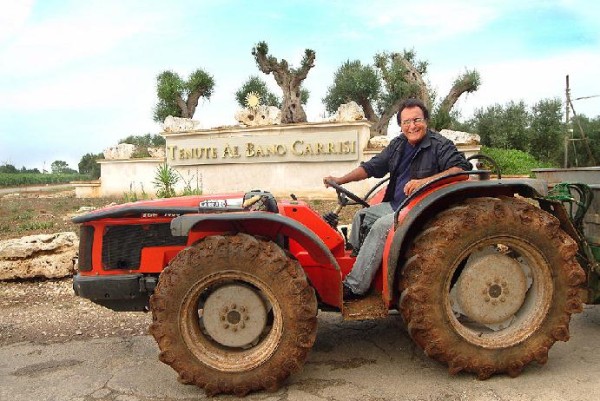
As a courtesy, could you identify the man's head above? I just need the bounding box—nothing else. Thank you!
[397,98,429,145]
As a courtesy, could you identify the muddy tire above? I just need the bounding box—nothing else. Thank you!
[149,233,318,396]
[399,197,585,379]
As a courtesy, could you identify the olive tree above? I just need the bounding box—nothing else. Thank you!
[252,41,315,123]
[324,50,480,136]
[153,69,215,123]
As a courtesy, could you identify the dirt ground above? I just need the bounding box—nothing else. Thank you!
[0,188,356,346]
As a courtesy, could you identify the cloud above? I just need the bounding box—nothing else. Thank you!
[0,1,165,77]
[0,65,157,112]
[0,0,33,43]
[429,49,600,119]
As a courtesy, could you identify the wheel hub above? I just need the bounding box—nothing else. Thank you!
[202,284,268,348]
[452,250,529,327]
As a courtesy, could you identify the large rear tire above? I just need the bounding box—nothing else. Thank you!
[149,233,318,396]
[399,197,585,379]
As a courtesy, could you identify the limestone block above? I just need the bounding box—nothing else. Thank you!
[331,101,366,122]
[148,147,166,158]
[440,129,480,145]
[163,115,202,132]
[103,143,135,160]
[235,105,281,126]
[368,135,390,149]
[0,232,79,280]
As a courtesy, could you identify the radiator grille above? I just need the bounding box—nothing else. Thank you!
[78,226,94,271]
[102,223,186,270]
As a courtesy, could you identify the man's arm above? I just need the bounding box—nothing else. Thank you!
[403,166,465,196]
[323,166,369,188]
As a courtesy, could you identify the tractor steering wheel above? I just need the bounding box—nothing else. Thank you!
[325,179,370,208]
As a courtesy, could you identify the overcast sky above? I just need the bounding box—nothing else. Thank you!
[1,0,599,171]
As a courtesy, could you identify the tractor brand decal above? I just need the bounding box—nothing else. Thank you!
[166,131,360,165]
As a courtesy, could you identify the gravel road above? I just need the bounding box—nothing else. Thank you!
[1,278,599,401]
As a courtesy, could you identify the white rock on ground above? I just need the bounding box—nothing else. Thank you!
[0,232,79,280]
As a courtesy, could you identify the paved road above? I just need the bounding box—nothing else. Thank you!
[2,307,599,401]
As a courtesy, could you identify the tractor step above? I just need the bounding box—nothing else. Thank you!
[342,292,388,321]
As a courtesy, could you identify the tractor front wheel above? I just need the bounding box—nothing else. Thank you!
[400,197,585,379]
[149,233,318,396]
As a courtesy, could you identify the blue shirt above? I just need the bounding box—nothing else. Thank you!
[391,142,418,210]
[359,130,472,206]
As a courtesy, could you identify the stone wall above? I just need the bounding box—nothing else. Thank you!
[82,122,481,199]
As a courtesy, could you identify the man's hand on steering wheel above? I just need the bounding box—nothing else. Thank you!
[323,178,370,208]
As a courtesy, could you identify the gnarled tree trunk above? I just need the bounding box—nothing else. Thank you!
[252,42,315,124]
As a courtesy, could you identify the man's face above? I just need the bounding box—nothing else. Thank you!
[400,106,428,145]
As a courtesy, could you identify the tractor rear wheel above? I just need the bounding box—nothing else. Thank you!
[149,233,318,396]
[400,197,585,379]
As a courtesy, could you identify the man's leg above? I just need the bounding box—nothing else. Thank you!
[348,202,393,249]
[344,211,395,295]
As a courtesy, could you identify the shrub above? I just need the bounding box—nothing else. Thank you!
[153,164,179,198]
[479,146,555,176]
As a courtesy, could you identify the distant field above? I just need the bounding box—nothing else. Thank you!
[0,173,90,188]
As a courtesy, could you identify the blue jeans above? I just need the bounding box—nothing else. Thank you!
[344,202,394,295]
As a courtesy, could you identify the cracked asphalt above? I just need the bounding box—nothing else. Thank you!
[2,306,600,401]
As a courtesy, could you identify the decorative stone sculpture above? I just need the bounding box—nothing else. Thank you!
[368,135,390,149]
[148,147,166,158]
[331,101,366,122]
[103,143,136,160]
[163,115,202,133]
[0,232,79,280]
[440,129,480,145]
[235,105,281,127]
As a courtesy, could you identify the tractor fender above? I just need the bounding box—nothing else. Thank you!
[171,212,340,271]
[385,178,547,301]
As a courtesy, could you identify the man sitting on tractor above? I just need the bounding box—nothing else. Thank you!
[323,98,472,299]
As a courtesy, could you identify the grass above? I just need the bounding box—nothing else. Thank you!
[0,191,117,241]
[0,189,350,242]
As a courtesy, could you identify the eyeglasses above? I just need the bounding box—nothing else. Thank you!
[400,118,426,126]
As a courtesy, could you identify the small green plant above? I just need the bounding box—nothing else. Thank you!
[123,182,149,203]
[178,169,203,196]
[15,211,34,221]
[153,164,179,198]
[18,221,55,231]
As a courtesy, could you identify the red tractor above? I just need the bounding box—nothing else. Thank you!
[72,168,599,396]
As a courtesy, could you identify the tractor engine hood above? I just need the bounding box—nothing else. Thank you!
[72,193,246,224]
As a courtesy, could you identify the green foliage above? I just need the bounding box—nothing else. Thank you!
[235,76,281,108]
[153,69,215,122]
[323,60,380,115]
[375,50,427,112]
[469,98,572,167]
[78,153,104,179]
[568,114,600,167]
[529,98,563,165]
[0,164,18,173]
[480,146,555,176]
[153,164,179,198]
[472,101,530,150]
[122,182,149,203]
[178,169,203,196]
[50,160,74,174]
[119,134,165,158]
[430,69,481,131]
[0,173,89,187]
[18,221,54,231]
[323,49,478,135]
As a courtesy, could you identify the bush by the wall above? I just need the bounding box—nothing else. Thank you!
[479,146,556,176]
[0,173,90,188]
